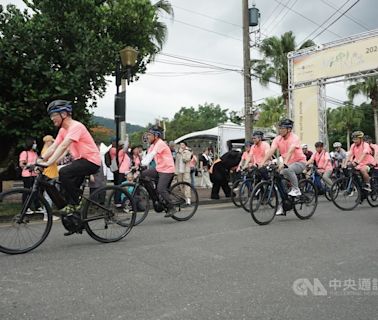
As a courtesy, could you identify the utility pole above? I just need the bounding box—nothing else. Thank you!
[242,0,253,141]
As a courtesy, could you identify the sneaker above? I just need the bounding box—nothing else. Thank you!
[60,204,79,215]
[275,206,285,216]
[288,187,302,197]
[186,198,191,205]
[115,204,123,208]
[43,215,60,222]
[363,183,372,192]
[35,207,47,214]
[25,208,34,215]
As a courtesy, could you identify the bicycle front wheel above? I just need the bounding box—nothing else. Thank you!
[330,177,360,211]
[293,179,318,219]
[0,188,52,254]
[170,182,199,221]
[83,186,136,243]
[249,181,278,225]
[367,176,378,207]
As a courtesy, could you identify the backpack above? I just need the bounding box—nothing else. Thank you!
[104,150,111,168]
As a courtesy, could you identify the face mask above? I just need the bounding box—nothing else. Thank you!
[32,143,37,150]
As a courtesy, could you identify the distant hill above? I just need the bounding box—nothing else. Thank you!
[92,116,144,134]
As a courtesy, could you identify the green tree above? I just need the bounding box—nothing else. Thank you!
[252,31,315,112]
[165,103,229,141]
[328,104,363,149]
[347,76,378,143]
[0,0,173,177]
[255,96,285,130]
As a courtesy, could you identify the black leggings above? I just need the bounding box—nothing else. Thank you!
[59,159,100,205]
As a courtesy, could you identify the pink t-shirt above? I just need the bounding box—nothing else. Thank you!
[132,154,141,168]
[271,132,306,164]
[119,153,131,174]
[55,120,101,166]
[241,151,249,161]
[19,150,38,177]
[150,139,175,173]
[349,142,376,169]
[311,150,332,173]
[249,141,271,166]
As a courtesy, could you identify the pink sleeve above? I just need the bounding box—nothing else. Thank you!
[65,124,82,142]
[363,143,371,154]
[19,151,27,162]
[271,136,280,149]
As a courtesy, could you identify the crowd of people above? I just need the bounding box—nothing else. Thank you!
[17,100,378,223]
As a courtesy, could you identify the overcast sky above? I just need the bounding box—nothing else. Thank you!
[3,0,378,126]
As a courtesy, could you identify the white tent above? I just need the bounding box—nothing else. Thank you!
[175,122,276,156]
[175,122,246,156]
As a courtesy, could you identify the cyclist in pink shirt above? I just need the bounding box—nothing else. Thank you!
[248,131,271,166]
[141,126,176,217]
[364,135,378,166]
[347,131,376,191]
[262,119,306,199]
[236,141,252,171]
[306,141,333,187]
[38,100,100,212]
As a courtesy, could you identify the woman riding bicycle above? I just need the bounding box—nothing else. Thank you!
[141,126,176,217]
[37,100,101,213]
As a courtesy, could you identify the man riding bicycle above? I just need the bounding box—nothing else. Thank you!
[262,119,307,215]
[346,131,376,192]
[141,126,176,217]
[37,100,101,212]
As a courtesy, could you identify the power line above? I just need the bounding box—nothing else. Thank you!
[310,0,360,41]
[266,0,299,34]
[172,4,242,29]
[320,0,369,31]
[300,0,353,45]
[261,0,288,31]
[160,16,242,42]
[272,0,343,38]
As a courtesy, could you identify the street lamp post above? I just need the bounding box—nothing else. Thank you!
[114,46,138,167]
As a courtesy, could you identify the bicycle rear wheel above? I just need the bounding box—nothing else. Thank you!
[121,183,150,226]
[0,188,52,254]
[330,177,360,211]
[83,186,136,243]
[170,182,199,221]
[293,179,318,219]
[231,179,243,207]
[249,181,278,225]
[240,178,256,212]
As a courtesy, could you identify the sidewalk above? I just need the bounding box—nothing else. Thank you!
[194,186,231,205]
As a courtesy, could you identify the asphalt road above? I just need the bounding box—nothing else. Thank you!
[1,199,378,320]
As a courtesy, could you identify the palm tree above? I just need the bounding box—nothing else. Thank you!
[252,31,315,113]
[347,76,378,143]
[331,104,362,149]
[151,0,174,51]
[255,96,286,131]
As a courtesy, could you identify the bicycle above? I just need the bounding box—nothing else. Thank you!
[0,164,136,255]
[231,169,251,208]
[118,168,199,226]
[330,164,378,211]
[249,163,318,225]
[238,166,264,212]
[306,165,333,201]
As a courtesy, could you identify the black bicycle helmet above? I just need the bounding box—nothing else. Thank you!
[47,100,73,115]
[252,130,264,139]
[278,118,294,129]
[147,125,164,137]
